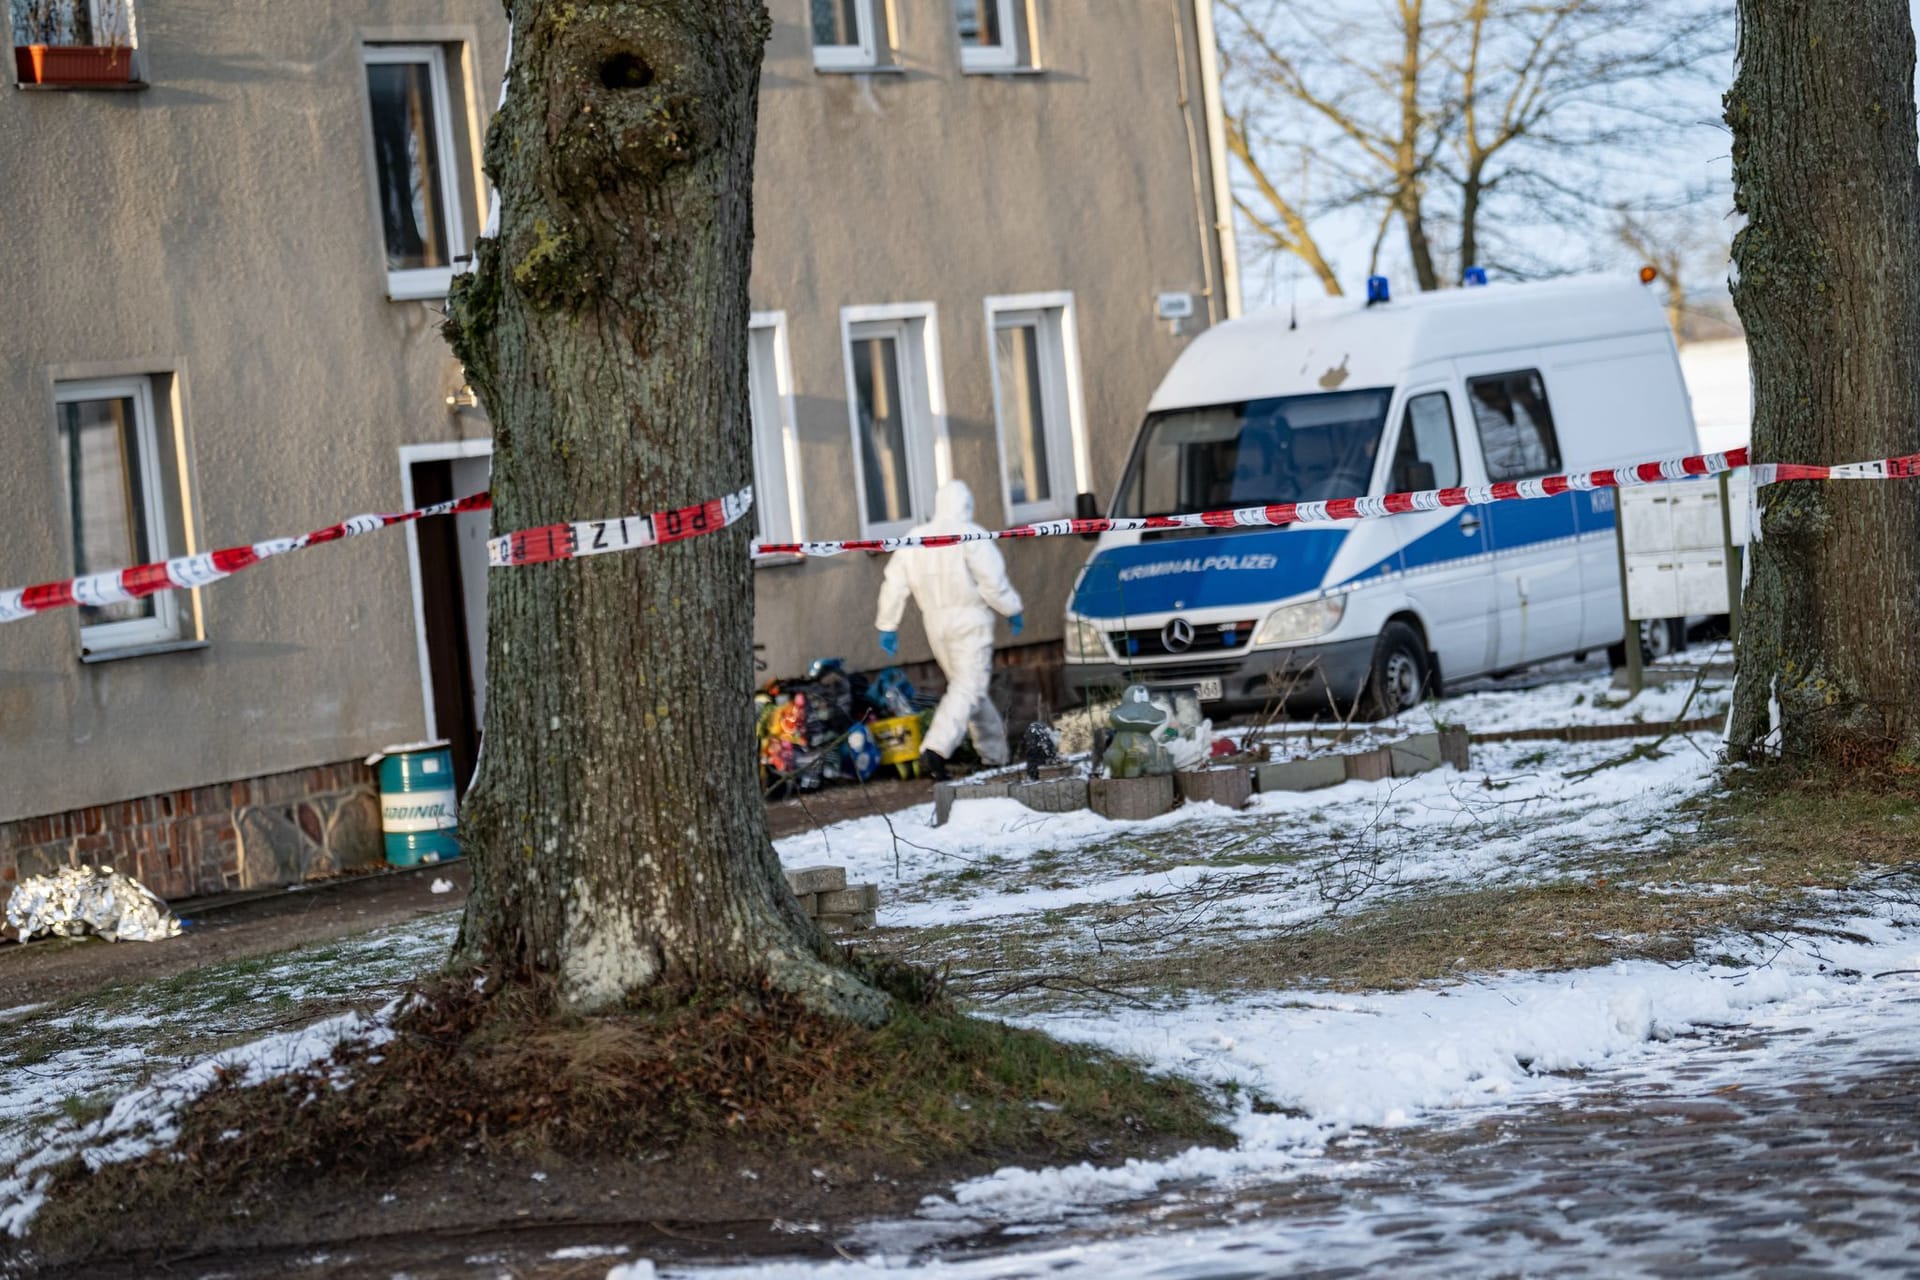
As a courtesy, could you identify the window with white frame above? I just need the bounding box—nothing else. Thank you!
[811,0,887,71]
[747,314,804,548]
[987,296,1082,522]
[844,307,941,537]
[955,0,1034,71]
[363,44,468,300]
[54,377,181,653]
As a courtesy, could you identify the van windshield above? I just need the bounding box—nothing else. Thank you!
[1112,388,1394,518]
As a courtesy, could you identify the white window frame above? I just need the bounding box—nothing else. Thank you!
[956,0,1033,73]
[811,0,885,72]
[362,43,468,301]
[747,311,806,552]
[54,376,180,653]
[984,292,1088,523]
[840,302,949,540]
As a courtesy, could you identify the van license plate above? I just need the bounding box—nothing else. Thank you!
[1196,678,1223,702]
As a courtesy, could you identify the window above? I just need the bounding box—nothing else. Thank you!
[955,0,1034,71]
[54,377,181,652]
[747,313,804,548]
[1115,389,1393,517]
[363,44,468,299]
[843,305,943,537]
[1467,369,1561,482]
[1388,392,1461,492]
[987,296,1083,521]
[811,0,887,71]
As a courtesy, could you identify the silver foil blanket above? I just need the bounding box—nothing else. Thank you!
[5,866,183,943]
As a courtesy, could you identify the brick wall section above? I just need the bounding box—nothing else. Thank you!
[0,760,384,903]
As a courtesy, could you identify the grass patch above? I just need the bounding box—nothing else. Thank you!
[899,763,1920,1004]
[25,965,1227,1269]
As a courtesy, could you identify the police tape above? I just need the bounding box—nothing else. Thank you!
[6,445,1920,625]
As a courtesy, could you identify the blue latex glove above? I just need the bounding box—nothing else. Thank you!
[878,630,899,657]
[1009,612,1025,637]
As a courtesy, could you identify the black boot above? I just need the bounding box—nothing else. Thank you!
[920,749,951,781]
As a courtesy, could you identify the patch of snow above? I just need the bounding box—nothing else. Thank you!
[547,1243,629,1259]
[431,878,455,894]
[606,1262,657,1280]
[0,1004,397,1236]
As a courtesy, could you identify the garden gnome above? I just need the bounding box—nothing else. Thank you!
[1102,685,1173,778]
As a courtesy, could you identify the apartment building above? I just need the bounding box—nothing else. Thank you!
[0,0,1238,898]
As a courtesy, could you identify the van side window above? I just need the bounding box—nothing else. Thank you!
[1389,392,1460,492]
[1467,369,1561,481]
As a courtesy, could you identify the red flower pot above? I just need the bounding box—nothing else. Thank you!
[14,45,135,86]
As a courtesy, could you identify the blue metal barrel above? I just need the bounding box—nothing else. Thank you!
[376,744,461,866]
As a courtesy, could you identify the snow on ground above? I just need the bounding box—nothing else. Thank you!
[0,914,456,1234]
[3,660,1819,1265]
[777,661,1730,945]
[0,1003,397,1234]
[663,898,1920,1278]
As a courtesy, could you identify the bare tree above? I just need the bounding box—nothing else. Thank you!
[443,0,884,1022]
[1726,0,1920,764]
[1219,0,1730,294]
[1614,195,1739,340]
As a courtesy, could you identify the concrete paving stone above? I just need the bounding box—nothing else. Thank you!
[784,865,847,896]
[817,884,880,913]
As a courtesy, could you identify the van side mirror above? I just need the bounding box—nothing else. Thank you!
[1074,491,1102,540]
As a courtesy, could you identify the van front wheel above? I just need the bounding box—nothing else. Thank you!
[1358,622,1431,720]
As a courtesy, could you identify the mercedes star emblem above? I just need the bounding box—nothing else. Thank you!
[1161,617,1196,654]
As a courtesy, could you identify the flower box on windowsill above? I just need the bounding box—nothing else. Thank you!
[14,45,138,87]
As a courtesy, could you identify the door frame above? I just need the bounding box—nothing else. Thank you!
[398,438,492,746]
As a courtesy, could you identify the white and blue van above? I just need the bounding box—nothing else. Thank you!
[1063,275,1700,718]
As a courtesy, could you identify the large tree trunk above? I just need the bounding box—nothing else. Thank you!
[443,0,883,1020]
[1726,0,1920,762]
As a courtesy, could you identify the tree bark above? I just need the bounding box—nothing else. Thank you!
[1726,0,1920,762]
[442,0,884,1020]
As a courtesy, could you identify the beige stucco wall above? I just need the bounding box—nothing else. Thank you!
[0,1,504,821]
[747,0,1228,677]
[0,0,1225,823]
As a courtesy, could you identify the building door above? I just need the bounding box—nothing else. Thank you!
[409,457,490,793]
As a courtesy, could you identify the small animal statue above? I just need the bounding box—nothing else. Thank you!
[1101,685,1173,778]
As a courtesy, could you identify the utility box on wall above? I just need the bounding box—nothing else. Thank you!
[1619,474,1749,620]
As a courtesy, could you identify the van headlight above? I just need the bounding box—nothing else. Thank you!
[1064,614,1110,661]
[1254,596,1345,647]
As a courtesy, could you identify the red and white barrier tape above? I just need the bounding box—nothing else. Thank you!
[0,493,494,625]
[484,487,755,566]
[7,445,1920,625]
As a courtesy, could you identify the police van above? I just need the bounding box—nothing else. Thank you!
[1063,274,1700,718]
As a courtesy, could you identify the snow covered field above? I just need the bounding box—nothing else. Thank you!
[8,659,1920,1275]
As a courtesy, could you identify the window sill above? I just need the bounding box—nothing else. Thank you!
[811,62,905,75]
[959,63,1042,76]
[14,78,148,90]
[386,267,456,302]
[81,638,209,664]
[753,553,807,568]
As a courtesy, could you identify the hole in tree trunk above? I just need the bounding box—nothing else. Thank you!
[600,52,654,90]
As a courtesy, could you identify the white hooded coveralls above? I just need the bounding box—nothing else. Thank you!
[875,480,1024,765]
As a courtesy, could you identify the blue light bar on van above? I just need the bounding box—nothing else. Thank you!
[1365,276,1390,305]
[1463,266,1488,286]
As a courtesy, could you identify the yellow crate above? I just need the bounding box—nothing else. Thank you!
[869,714,924,767]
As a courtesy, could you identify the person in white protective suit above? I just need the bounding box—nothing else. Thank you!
[874,480,1024,779]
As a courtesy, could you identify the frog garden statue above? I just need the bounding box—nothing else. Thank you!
[1101,685,1174,778]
